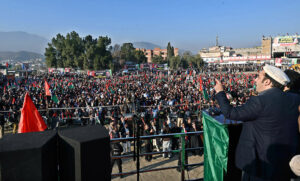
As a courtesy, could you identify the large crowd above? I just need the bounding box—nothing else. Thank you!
[0,65,260,132]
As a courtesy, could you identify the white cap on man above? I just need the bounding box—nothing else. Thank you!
[290,155,300,176]
[263,64,290,86]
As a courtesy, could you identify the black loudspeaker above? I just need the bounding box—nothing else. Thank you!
[0,130,58,181]
[58,125,111,181]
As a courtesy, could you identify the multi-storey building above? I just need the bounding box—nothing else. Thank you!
[136,47,179,63]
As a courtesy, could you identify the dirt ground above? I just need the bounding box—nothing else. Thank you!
[111,153,204,181]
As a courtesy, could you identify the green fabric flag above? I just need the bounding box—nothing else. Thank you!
[51,95,59,104]
[203,88,209,101]
[109,87,115,94]
[203,111,229,181]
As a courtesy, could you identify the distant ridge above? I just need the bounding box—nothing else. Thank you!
[0,31,48,54]
[0,51,44,61]
[133,42,162,50]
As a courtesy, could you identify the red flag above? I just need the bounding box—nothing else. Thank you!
[18,93,47,133]
[6,62,8,67]
[45,80,51,96]
[12,97,16,104]
[199,76,203,91]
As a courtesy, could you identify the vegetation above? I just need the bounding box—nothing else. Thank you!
[45,31,147,70]
[45,32,205,70]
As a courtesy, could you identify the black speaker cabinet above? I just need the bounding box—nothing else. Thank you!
[58,125,111,181]
[0,130,58,181]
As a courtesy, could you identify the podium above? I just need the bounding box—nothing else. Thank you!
[203,111,242,181]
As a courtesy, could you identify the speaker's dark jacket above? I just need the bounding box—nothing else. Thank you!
[215,88,300,180]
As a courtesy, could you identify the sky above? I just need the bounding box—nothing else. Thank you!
[0,0,300,53]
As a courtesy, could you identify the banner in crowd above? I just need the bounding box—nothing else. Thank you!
[203,111,229,181]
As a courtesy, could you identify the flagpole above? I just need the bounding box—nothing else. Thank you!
[46,94,49,128]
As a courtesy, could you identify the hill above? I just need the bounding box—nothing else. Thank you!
[133,42,162,50]
[0,51,44,61]
[0,31,48,54]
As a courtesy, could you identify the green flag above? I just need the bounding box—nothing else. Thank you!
[203,88,209,101]
[51,95,59,104]
[203,111,229,181]
[109,87,115,94]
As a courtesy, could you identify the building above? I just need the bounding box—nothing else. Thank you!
[232,47,262,57]
[261,36,272,56]
[136,47,179,63]
[272,34,300,58]
[198,36,274,64]
[199,46,233,63]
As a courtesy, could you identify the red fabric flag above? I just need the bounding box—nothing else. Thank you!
[12,97,16,104]
[18,93,47,133]
[45,80,51,96]
[199,76,203,91]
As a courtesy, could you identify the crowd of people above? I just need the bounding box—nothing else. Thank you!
[0,65,260,135]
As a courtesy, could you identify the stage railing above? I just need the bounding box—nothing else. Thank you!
[110,131,204,181]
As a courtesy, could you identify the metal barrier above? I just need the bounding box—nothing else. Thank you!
[110,131,204,181]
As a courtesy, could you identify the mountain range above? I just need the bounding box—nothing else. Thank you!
[0,51,44,61]
[133,42,162,50]
[0,31,48,54]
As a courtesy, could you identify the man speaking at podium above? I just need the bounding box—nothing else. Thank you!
[214,64,300,181]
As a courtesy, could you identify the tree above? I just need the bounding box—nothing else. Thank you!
[120,43,136,62]
[94,36,113,70]
[169,56,181,69]
[45,43,57,68]
[63,31,84,68]
[51,34,65,68]
[152,54,165,64]
[180,51,204,69]
[193,54,205,69]
[44,31,113,70]
[167,42,175,61]
[111,44,121,58]
[134,50,147,64]
[83,35,97,70]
